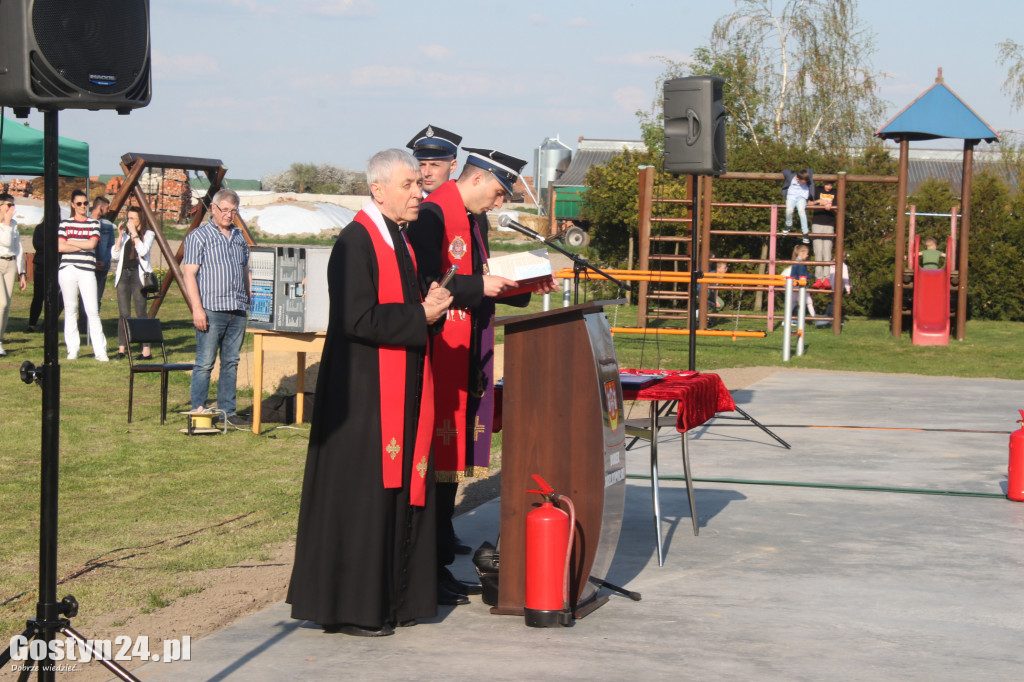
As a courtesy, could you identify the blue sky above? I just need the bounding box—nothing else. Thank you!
[10,0,1023,180]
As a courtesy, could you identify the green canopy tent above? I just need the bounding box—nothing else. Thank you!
[0,116,89,176]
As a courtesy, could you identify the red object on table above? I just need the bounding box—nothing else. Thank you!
[620,371,735,433]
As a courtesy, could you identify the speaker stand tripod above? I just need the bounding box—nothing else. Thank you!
[0,109,139,682]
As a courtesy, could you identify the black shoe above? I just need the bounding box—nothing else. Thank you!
[438,584,470,606]
[323,622,394,637]
[397,619,417,627]
[116,352,126,361]
[136,353,153,361]
[25,325,35,333]
[440,574,482,596]
[226,413,252,428]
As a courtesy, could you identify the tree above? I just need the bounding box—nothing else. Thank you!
[997,39,1024,113]
[582,148,688,263]
[260,163,367,194]
[638,0,885,162]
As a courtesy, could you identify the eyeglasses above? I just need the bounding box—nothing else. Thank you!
[213,204,239,215]
[73,201,88,206]
[3,203,14,208]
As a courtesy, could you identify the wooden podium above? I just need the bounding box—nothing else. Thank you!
[492,300,628,619]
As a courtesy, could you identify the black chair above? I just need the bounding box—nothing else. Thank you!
[123,318,195,424]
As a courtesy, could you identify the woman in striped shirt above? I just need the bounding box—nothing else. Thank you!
[57,189,108,361]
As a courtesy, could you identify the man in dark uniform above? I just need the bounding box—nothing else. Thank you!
[288,149,453,637]
[407,124,462,195]
[407,124,476,605]
[406,147,554,606]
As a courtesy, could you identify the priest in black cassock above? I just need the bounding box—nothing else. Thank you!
[287,149,453,637]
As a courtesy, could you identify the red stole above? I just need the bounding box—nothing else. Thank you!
[354,209,434,507]
[423,180,474,479]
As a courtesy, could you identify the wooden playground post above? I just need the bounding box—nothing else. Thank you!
[636,166,655,327]
[832,172,847,335]
[956,141,974,341]
[891,138,910,338]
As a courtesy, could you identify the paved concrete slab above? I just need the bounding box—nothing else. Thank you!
[130,372,1024,681]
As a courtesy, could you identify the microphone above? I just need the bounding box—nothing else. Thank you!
[497,214,545,243]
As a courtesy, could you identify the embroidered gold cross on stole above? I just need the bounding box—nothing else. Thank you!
[416,455,428,479]
[386,437,401,460]
[436,419,458,446]
[473,416,486,442]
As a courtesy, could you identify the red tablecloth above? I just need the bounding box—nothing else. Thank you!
[620,371,735,433]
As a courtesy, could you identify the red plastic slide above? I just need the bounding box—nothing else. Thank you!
[911,235,951,346]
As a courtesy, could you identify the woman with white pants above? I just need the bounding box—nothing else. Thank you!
[57,190,108,361]
[0,193,27,357]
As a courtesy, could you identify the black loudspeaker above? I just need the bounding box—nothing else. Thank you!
[0,0,151,114]
[663,76,726,175]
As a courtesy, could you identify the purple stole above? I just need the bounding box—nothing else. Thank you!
[423,181,495,481]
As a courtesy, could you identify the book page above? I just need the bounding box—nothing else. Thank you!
[486,249,552,283]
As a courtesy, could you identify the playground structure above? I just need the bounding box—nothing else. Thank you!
[634,168,896,335]
[903,206,960,346]
[876,69,999,341]
[105,152,256,318]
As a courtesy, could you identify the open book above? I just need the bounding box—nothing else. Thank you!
[486,249,553,289]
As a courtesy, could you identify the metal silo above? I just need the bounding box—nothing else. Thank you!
[533,136,572,208]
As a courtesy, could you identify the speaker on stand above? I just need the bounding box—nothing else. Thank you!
[662,75,727,370]
[0,0,151,116]
[0,3,150,680]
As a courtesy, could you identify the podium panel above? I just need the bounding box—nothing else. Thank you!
[493,300,626,617]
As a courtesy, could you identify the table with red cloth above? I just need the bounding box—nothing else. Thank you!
[619,370,735,565]
[620,370,735,432]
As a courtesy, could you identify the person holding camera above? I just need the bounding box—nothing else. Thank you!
[111,206,155,360]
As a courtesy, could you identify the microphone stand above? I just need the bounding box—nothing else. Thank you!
[497,216,630,305]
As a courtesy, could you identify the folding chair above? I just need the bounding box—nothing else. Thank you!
[123,318,195,424]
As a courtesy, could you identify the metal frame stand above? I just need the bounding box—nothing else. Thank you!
[0,109,139,682]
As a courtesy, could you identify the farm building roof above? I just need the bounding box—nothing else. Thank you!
[554,138,646,187]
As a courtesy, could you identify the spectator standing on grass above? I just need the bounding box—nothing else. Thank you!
[26,216,62,333]
[181,188,251,427]
[111,206,154,361]
[57,189,108,361]
[0,193,27,357]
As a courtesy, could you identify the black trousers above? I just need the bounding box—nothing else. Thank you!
[435,481,458,571]
[28,261,62,327]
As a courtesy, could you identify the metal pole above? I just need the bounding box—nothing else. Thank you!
[687,175,699,372]
[783,278,793,361]
[796,280,806,356]
[37,106,62,682]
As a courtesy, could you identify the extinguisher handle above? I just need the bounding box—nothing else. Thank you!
[530,474,555,494]
[1019,409,1024,423]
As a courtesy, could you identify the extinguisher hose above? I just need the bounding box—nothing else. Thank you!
[553,494,575,611]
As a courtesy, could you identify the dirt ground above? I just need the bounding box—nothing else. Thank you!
[65,362,780,680]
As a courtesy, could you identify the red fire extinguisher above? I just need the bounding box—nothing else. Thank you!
[524,474,575,628]
[1009,410,1024,502]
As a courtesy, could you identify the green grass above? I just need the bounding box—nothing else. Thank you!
[2,271,1023,642]
[0,282,306,640]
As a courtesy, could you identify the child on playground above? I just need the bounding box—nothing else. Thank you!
[919,237,946,270]
[789,244,816,319]
[781,169,815,244]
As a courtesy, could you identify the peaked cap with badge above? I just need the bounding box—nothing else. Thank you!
[462,147,527,195]
[406,125,462,160]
